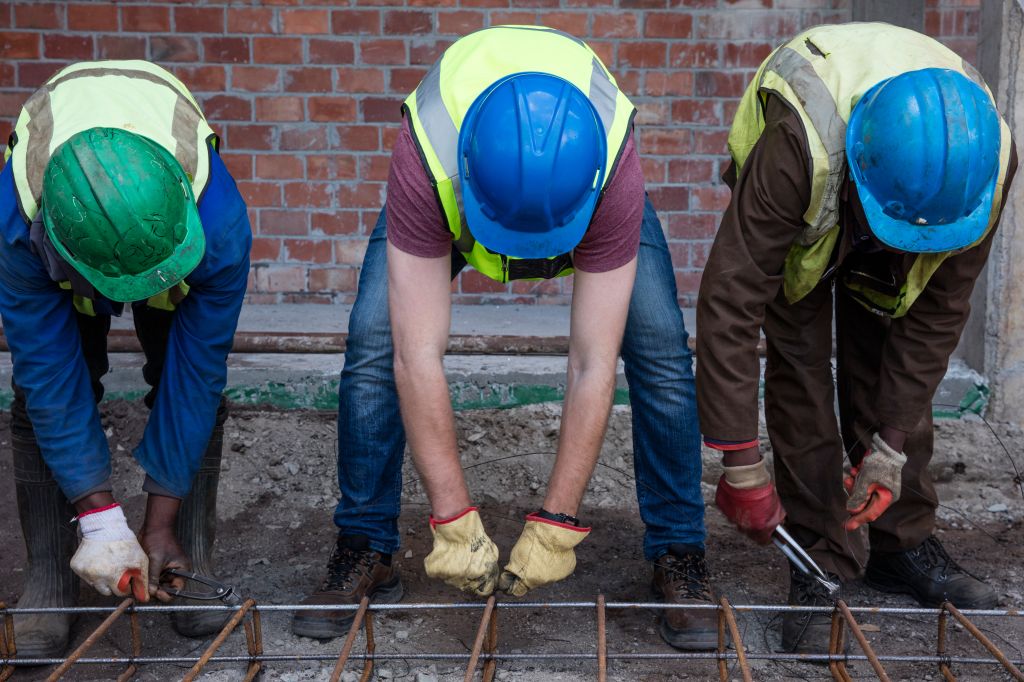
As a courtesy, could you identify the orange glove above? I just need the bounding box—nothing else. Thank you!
[844,433,907,531]
[714,459,785,545]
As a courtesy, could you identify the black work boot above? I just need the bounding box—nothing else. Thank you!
[292,534,403,640]
[651,545,719,650]
[865,536,997,608]
[171,403,231,638]
[11,425,80,659]
[781,563,844,655]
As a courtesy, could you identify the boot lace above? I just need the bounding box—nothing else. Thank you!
[909,536,958,580]
[320,543,377,593]
[661,553,712,601]
[791,566,838,606]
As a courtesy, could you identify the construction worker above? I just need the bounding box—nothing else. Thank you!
[293,25,714,650]
[0,61,251,657]
[697,23,1017,652]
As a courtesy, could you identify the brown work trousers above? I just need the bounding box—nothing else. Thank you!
[764,277,938,580]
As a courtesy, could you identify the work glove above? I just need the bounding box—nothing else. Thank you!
[498,513,591,597]
[844,433,907,531]
[70,504,150,601]
[424,507,500,597]
[715,459,785,545]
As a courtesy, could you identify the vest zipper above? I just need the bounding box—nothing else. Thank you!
[500,254,509,283]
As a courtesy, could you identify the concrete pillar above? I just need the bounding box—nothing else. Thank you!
[851,0,925,31]
[983,0,1024,423]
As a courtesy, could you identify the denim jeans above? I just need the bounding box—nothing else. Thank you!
[333,196,705,561]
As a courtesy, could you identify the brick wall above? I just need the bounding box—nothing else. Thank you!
[0,0,982,306]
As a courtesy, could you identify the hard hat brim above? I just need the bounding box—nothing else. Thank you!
[854,173,996,254]
[461,176,597,260]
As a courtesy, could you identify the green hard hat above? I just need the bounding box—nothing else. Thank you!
[41,127,205,303]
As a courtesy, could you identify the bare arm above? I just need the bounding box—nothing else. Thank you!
[544,258,638,516]
[388,239,471,519]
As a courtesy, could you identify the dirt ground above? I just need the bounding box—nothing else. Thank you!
[2,401,1023,681]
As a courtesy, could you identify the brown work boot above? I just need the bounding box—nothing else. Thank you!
[651,546,718,650]
[292,534,403,639]
[781,562,845,655]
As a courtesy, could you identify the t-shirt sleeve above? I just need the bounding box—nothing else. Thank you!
[571,132,645,273]
[385,117,452,259]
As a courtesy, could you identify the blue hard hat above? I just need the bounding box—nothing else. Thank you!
[846,68,1001,253]
[458,72,607,260]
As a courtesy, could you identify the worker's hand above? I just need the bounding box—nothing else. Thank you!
[844,433,907,531]
[424,507,500,597]
[715,459,785,545]
[498,513,591,597]
[139,527,190,603]
[70,503,150,602]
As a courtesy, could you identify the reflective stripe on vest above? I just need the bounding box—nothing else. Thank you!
[728,22,1012,317]
[403,26,636,282]
[4,60,218,224]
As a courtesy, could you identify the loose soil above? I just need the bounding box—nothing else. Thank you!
[2,401,1022,681]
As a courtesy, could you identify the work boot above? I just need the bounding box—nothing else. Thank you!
[651,545,718,650]
[781,563,844,655]
[171,403,231,638]
[864,536,997,609]
[11,426,80,659]
[292,534,403,640]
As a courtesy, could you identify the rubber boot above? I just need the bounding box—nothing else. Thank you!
[11,427,80,660]
[170,403,231,638]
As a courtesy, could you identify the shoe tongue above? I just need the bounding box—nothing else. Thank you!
[339,534,371,551]
[667,543,704,559]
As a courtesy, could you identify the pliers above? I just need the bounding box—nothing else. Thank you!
[772,525,841,597]
[161,568,243,606]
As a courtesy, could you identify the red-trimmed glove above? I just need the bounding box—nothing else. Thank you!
[423,507,500,597]
[70,503,150,601]
[844,433,907,531]
[498,513,591,597]
[715,459,785,545]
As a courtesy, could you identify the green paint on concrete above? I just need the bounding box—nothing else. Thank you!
[933,384,989,419]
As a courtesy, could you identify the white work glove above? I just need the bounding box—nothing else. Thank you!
[70,504,150,601]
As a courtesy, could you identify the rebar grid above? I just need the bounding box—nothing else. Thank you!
[2,598,1022,681]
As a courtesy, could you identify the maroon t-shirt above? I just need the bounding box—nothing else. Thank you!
[386,117,644,273]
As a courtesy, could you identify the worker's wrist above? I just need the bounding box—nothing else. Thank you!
[876,425,908,454]
[74,491,118,517]
[722,458,771,489]
[141,494,182,533]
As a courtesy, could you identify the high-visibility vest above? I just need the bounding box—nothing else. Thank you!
[728,22,1012,317]
[4,60,217,315]
[403,26,636,282]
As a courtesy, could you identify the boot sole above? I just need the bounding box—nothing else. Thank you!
[863,572,999,610]
[292,578,405,640]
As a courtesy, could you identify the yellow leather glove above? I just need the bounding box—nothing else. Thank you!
[498,513,591,597]
[423,507,499,597]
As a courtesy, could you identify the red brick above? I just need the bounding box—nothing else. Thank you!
[723,0,772,6]
[669,42,719,68]
[225,124,275,150]
[98,36,145,60]
[459,0,507,7]
[282,9,329,34]
[204,37,250,64]
[361,97,402,123]
[490,12,536,25]
[338,183,385,208]
[667,212,718,240]
[639,128,692,155]
[309,96,357,122]
[311,211,361,236]
[636,101,669,126]
[175,65,227,92]
[389,67,427,94]
[175,7,224,33]
[202,95,252,121]
[723,42,773,68]
[674,271,702,302]
[15,3,62,29]
[361,39,406,65]
[670,99,719,125]
[121,5,170,32]
[0,93,26,119]
[255,265,306,292]
[645,71,694,97]
[285,182,333,208]
[284,238,332,263]
[258,210,309,236]
[437,10,485,34]
[283,67,332,93]
[228,8,276,34]
[337,67,385,93]
[668,0,717,5]
[330,9,380,34]
[359,155,391,182]
[306,154,357,181]
[336,125,380,151]
[694,71,747,98]
[233,66,281,92]
[251,237,282,261]
[308,267,357,293]
[617,70,641,94]
[644,12,692,38]
[689,185,731,211]
[384,10,433,34]
[695,11,799,40]
[619,42,666,68]
[382,126,399,149]
[44,35,93,60]
[253,37,304,64]
[237,182,281,208]
[588,40,615,66]
[256,154,304,180]
[593,13,639,37]
[0,64,15,88]
[150,36,200,62]
[1,33,40,59]
[694,129,729,154]
[309,38,356,64]
[409,39,451,65]
[256,96,304,121]
[219,152,252,180]
[333,239,369,266]
[67,3,117,30]
[460,271,507,294]
[540,12,589,36]
[280,125,329,151]
[18,62,64,89]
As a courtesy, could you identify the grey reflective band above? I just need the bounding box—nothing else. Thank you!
[22,89,53,206]
[589,58,617,136]
[414,60,460,180]
[761,46,845,240]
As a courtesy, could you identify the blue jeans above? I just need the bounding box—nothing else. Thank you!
[333,197,705,561]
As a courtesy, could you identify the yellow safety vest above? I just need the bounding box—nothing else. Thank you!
[4,59,217,315]
[728,22,1012,317]
[403,26,636,282]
